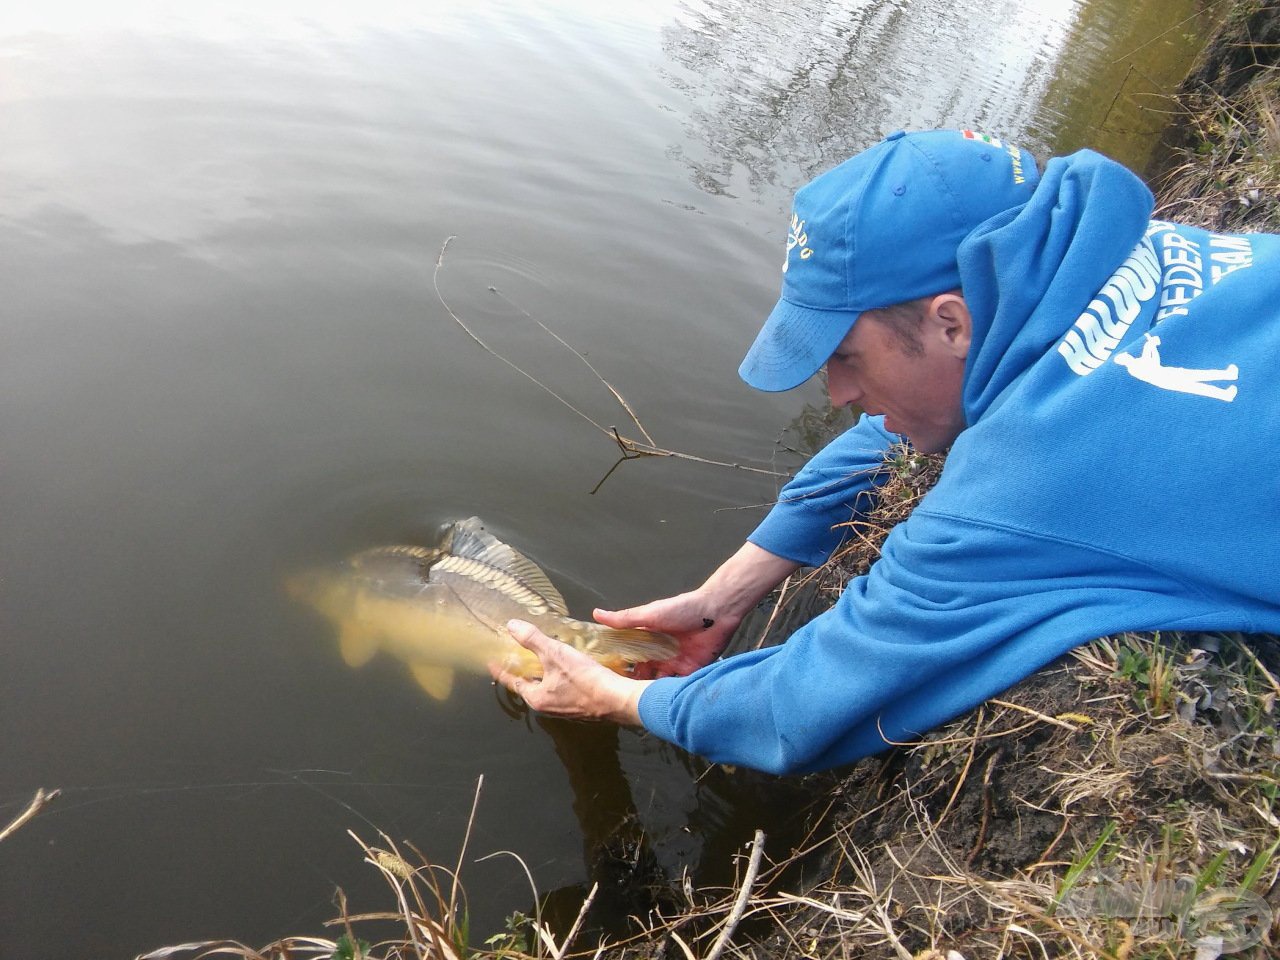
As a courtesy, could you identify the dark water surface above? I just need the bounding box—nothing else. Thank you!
[1,0,1215,953]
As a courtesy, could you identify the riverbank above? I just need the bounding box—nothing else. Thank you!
[685,12,1280,954]
[687,9,1280,954]
[128,3,1280,958]
[1151,0,1280,234]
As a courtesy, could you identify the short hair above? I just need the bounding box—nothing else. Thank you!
[862,296,931,356]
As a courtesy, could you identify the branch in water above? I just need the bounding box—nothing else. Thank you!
[432,237,790,492]
[0,787,60,843]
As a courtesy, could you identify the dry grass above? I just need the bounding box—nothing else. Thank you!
[749,632,1280,960]
[0,787,60,844]
[1154,0,1280,233]
[1156,70,1280,232]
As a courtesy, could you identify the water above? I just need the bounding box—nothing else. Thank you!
[0,0,1214,954]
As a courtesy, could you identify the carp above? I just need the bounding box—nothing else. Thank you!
[288,517,678,700]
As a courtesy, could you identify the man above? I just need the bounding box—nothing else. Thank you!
[490,129,1280,774]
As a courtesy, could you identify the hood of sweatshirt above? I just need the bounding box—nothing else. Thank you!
[956,150,1155,426]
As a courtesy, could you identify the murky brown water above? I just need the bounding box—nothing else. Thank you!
[0,0,1215,953]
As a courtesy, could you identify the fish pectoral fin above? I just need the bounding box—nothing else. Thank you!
[588,627,682,670]
[409,663,455,701]
[338,624,380,668]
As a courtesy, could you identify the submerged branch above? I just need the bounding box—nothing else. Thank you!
[433,237,609,436]
[433,237,789,490]
[0,787,60,843]
[489,284,657,447]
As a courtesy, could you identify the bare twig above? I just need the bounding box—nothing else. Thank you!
[705,829,766,960]
[989,698,1087,732]
[489,285,657,447]
[451,775,484,921]
[433,237,609,434]
[1234,635,1280,698]
[668,930,698,960]
[751,572,796,650]
[1110,5,1222,64]
[0,787,60,843]
[433,238,789,490]
[1099,64,1135,132]
[966,748,1003,867]
[551,881,598,960]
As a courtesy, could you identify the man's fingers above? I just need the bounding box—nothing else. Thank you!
[592,607,633,628]
[490,618,648,724]
[594,604,676,631]
[487,660,522,687]
[491,623,548,696]
[507,619,601,669]
[488,661,545,711]
[506,618,541,647]
[506,620,564,663]
[595,600,718,635]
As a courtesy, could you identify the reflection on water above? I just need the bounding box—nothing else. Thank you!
[662,0,1079,194]
[1033,0,1216,169]
[0,0,1213,955]
[663,0,1217,195]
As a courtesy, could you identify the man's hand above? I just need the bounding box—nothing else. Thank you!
[593,595,740,678]
[489,620,652,725]
[594,542,800,679]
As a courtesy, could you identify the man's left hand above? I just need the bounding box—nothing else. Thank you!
[488,620,652,725]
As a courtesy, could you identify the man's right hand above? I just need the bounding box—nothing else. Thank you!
[593,542,801,679]
[593,594,741,678]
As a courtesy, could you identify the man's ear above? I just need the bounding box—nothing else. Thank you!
[926,292,972,359]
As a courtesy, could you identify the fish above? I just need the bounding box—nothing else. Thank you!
[286,516,679,700]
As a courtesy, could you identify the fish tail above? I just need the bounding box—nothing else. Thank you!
[585,626,680,665]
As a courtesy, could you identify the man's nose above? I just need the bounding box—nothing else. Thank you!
[825,361,861,407]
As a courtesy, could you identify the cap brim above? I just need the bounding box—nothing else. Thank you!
[738,297,862,392]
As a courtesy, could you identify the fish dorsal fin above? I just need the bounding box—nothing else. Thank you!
[409,663,455,701]
[436,517,568,615]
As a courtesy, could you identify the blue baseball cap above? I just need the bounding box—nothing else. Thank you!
[739,129,1041,392]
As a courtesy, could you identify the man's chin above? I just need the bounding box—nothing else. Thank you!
[910,430,962,456]
[883,418,956,454]
[885,418,920,447]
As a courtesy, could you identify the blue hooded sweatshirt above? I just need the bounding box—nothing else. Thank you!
[638,150,1280,774]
